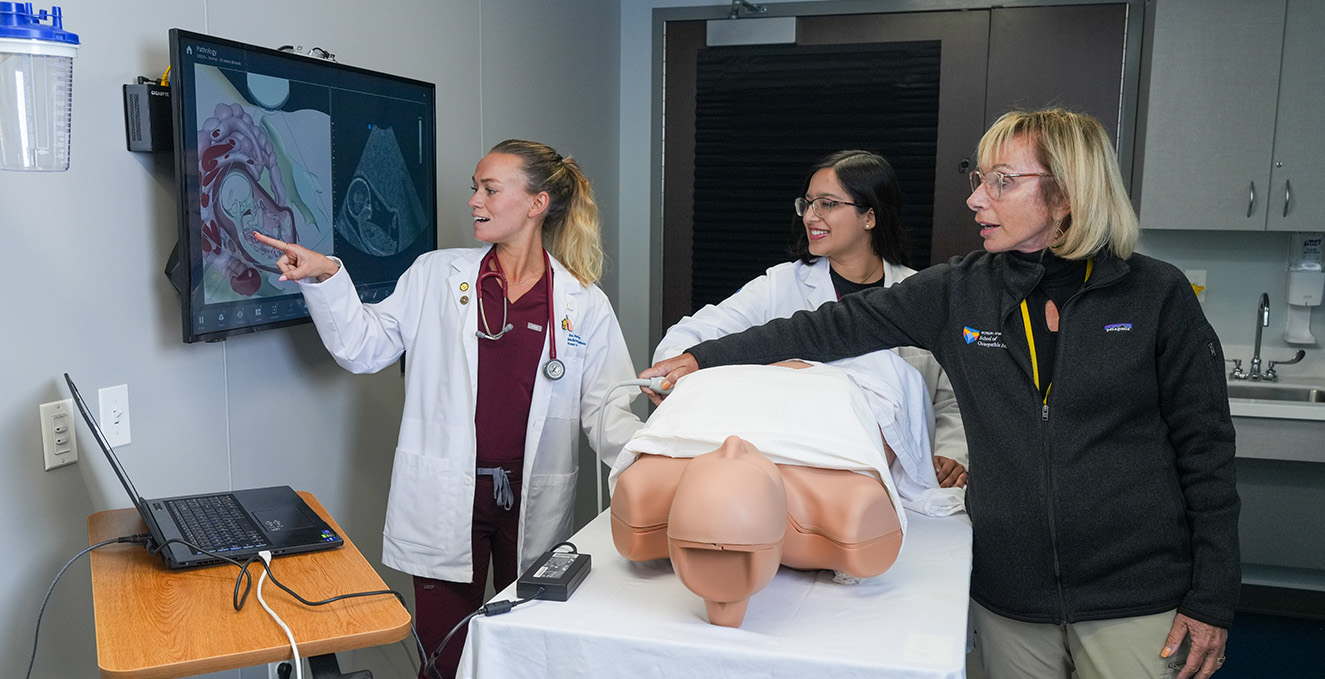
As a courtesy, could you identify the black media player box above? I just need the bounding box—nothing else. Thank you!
[123,83,172,152]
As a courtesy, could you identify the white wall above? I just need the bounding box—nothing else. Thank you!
[0,2,619,678]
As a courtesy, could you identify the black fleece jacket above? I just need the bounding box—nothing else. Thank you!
[689,250,1240,627]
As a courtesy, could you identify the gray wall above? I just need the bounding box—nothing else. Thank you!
[0,1,619,678]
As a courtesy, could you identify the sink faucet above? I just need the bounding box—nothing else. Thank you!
[1249,293,1270,380]
[1264,349,1306,382]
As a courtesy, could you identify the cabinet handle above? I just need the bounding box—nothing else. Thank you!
[1247,181,1256,218]
[1284,180,1292,219]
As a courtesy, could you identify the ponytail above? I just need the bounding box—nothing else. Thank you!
[489,139,604,284]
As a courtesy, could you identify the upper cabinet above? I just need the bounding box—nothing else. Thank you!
[1137,0,1324,231]
[1267,1,1325,232]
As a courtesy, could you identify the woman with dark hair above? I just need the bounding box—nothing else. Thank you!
[652,150,968,487]
[255,139,643,678]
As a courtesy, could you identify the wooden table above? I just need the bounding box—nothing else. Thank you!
[87,492,412,679]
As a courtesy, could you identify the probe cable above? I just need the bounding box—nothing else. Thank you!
[595,377,671,513]
[23,534,152,679]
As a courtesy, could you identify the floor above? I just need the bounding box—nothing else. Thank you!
[1219,611,1325,678]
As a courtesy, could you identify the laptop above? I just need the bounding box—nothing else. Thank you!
[65,373,343,568]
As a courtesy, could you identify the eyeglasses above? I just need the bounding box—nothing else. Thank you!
[969,170,1053,200]
[794,196,864,218]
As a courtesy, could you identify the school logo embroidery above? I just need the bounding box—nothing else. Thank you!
[1105,323,1133,332]
[963,327,1006,348]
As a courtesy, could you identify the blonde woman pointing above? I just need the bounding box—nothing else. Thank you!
[257,139,642,679]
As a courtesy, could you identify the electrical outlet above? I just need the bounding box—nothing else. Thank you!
[99,384,131,447]
[39,399,78,470]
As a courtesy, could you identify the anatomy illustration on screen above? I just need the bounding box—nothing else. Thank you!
[194,65,333,301]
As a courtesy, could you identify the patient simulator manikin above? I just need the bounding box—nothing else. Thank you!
[609,362,915,628]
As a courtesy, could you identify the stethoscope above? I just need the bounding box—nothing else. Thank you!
[475,248,565,380]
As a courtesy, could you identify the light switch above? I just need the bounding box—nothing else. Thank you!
[39,400,78,470]
[99,384,131,447]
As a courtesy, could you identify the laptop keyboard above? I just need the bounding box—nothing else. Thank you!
[166,495,269,553]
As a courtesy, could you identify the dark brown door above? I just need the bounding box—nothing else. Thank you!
[661,6,1128,331]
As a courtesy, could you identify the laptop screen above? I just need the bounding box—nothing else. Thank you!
[64,373,150,517]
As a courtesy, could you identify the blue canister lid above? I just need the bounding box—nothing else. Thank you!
[0,3,79,44]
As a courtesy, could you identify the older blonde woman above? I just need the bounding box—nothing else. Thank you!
[644,109,1238,679]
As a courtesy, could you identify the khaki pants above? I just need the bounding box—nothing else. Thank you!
[971,601,1189,679]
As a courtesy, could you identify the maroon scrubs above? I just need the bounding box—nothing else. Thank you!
[416,250,549,679]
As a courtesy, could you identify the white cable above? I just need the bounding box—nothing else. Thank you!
[595,378,672,514]
[257,551,301,679]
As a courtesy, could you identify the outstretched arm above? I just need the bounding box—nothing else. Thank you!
[252,231,340,283]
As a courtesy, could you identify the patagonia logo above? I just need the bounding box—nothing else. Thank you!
[963,327,1006,349]
[1104,323,1133,332]
[567,332,588,347]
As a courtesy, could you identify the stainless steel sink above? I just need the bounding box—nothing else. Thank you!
[1227,383,1325,403]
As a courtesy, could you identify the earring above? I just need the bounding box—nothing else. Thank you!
[865,224,874,230]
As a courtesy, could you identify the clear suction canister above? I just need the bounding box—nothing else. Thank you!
[0,3,79,172]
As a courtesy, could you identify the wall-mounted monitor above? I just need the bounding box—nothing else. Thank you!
[166,28,437,343]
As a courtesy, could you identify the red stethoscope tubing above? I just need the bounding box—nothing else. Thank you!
[477,248,563,380]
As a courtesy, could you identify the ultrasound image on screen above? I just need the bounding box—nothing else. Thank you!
[336,124,429,257]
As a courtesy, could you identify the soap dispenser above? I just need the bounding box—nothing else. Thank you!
[1284,232,1323,345]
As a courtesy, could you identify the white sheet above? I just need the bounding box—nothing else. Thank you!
[457,510,973,679]
[609,362,964,519]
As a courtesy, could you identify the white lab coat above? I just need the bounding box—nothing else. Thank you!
[299,246,641,582]
[653,257,967,466]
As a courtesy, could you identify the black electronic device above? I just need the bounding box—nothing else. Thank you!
[165,28,438,343]
[123,83,173,152]
[516,546,591,601]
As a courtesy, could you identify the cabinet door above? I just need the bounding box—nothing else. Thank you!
[1137,0,1285,230]
[1267,0,1325,232]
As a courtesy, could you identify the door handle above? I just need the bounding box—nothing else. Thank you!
[1284,180,1292,219]
[1247,181,1256,218]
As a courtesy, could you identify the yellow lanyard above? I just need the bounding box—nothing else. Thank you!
[1019,258,1093,404]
